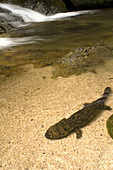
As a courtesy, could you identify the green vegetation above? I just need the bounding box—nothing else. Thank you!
[107,114,113,139]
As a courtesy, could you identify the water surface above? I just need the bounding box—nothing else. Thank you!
[0,6,113,77]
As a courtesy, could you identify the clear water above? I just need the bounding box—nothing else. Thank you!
[0,4,113,77]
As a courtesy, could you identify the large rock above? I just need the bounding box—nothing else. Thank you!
[1,0,113,14]
[0,7,24,34]
[70,0,113,9]
[1,0,67,15]
[23,0,67,15]
[62,0,77,11]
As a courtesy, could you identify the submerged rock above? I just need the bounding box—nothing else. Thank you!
[52,44,113,78]
[106,114,113,139]
[58,47,90,66]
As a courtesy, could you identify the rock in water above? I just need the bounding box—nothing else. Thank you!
[23,0,67,15]
[52,44,113,78]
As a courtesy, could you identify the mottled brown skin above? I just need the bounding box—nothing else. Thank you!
[45,87,112,140]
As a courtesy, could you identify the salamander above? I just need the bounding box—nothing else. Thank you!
[45,87,112,140]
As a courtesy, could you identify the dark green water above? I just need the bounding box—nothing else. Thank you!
[0,8,113,77]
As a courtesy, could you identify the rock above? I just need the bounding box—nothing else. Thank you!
[58,47,90,67]
[0,23,13,34]
[2,0,67,15]
[52,44,113,78]
[0,0,67,34]
[0,6,24,34]
[62,0,77,11]
[70,0,113,9]
[1,0,113,14]
[23,0,67,15]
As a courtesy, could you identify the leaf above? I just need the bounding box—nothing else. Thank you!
[106,114,113,139]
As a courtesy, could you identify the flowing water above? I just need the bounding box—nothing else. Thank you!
[0,3,113,77]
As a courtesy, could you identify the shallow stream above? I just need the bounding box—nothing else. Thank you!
[0,4,113,78]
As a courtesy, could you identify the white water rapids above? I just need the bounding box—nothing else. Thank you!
[0,3,96,22]
[0,3,97,49]
[0,36,46,50]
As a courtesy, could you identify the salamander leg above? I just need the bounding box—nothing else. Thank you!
[83,103,90,107]
[75,128,83,139]
[103,105,112,110]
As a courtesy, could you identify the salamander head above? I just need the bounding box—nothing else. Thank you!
[45,126,59,140]
[103,87,112,97]
[45,118,67,140]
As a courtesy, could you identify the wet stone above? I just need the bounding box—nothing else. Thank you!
[52,44,113,78]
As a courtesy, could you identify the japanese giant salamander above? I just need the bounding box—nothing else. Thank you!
[45,87,112,140]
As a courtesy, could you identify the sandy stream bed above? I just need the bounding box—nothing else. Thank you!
[0,61,113,170]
